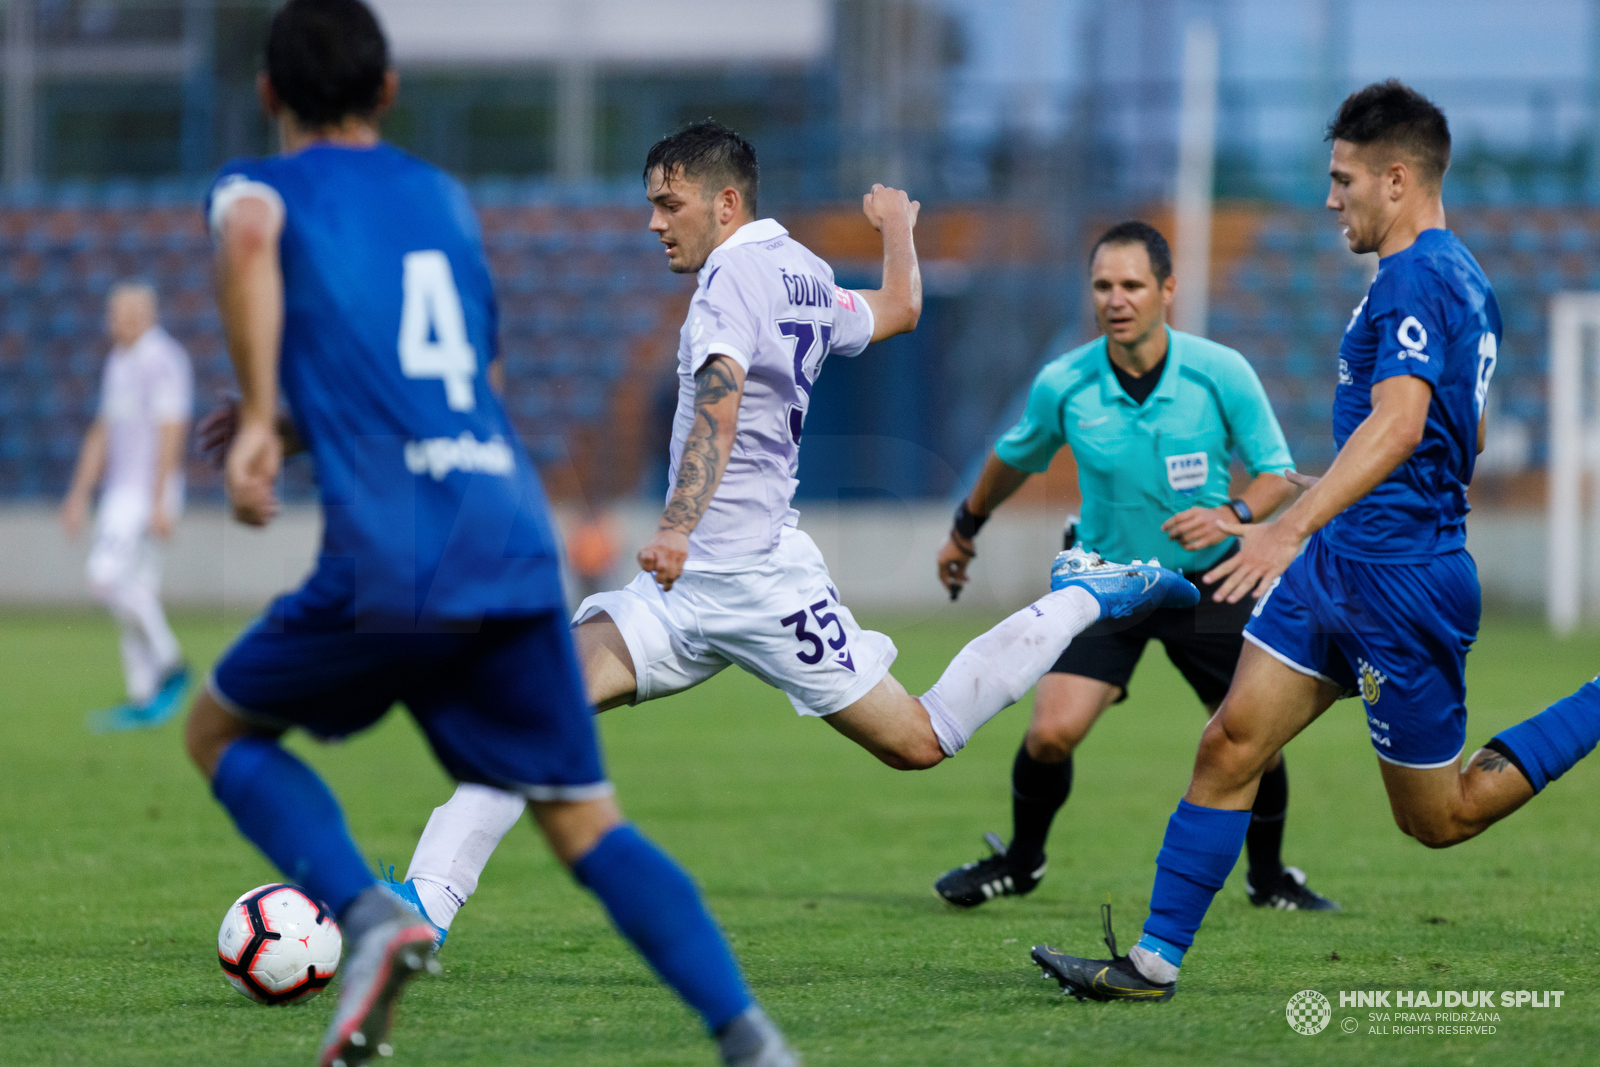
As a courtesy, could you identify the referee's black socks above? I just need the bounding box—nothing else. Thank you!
[1245,757,1289,881]
[1009,742,1073,868]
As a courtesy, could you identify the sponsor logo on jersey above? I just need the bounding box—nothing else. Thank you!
[403,433,515,480]
[1396,315,1430,361]
[1338,357,1352,386]
[834,285,856,311]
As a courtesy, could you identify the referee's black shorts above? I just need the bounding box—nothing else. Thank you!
[1049,550,1253,706]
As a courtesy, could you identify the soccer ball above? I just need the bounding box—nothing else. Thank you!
[217,883,342,1005]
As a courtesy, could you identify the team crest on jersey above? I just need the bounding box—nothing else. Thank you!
[1357,658,1387,706]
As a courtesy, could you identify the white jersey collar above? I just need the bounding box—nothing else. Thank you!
[700,218,788,281]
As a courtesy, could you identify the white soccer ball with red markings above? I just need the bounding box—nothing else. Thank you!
[218,883,342,1005]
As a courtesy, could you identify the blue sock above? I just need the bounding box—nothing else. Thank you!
[211,736,375,918]
[1492,679,1600,794]
[1141,799,1252,960]
[574,824,753,1032]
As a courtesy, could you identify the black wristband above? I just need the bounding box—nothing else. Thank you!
[1227,499,1254,524]
[953,500,989,542]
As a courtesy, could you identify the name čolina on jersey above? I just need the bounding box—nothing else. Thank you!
[780,269,834,309]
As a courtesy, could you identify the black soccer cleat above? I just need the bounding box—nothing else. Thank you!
[1032,904,1175,1003]
[1246,865,1341,911]
[934,832,1046,908]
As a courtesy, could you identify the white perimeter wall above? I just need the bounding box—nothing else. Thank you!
[0,504,1549,616]
[369,0,829,65]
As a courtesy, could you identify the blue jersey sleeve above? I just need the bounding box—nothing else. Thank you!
[1366,261,1448,391]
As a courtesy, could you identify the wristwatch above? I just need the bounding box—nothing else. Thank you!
[1227,499,1254,524]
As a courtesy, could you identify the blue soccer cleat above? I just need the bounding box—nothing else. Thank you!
[1049,546,1199,619]
[86,700,150,735]
[136,663,191,727]
[87,663,191,734]
[377,863,447,948]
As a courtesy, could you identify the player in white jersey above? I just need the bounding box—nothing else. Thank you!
[323,121,1197,942]
[61,281,193,731]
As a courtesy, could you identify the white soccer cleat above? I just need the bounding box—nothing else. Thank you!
[318,917,439,1067]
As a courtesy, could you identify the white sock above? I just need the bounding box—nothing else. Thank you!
[403,782,527,930]
[920,586,1100,755]
[1129,944,1180,984]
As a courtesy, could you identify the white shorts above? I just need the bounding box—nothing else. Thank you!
[86,491,157,594]
[574,527,897,717]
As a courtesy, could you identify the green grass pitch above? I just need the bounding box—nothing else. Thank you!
[1,608,1597,1066]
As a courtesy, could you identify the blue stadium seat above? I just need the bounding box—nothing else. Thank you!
[1510,226,1543,254]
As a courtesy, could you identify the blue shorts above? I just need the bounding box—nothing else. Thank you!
[1243,534,1480,769]
[209,601,609,800]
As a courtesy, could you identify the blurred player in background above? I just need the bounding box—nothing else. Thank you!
[931,221,1337,914]
[183,3,799,1065]
[1032,80,1600,1005]
[380,120,1198,948]
[61,281,192,733]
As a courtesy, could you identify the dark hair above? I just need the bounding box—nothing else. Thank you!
[1090,221,1172,283]
[642,119,760,215]
[1326,79,1451,185]
[266,0,389,128]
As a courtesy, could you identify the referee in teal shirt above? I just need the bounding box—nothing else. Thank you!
[932,222,1338,913]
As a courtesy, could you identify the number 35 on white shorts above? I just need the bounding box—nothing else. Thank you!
[572,527,898,716]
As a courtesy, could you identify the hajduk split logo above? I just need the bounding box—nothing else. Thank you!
[1287,989,1332,1035]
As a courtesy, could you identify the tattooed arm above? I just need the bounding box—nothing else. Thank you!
[637,354,747,590]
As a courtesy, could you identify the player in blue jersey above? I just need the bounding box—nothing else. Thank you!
[181,3,798,1065]
[1032,80,1600,1002]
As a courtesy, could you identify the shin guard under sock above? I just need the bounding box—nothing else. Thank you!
[1490,679,1600,793]
[211,736,374,917]
[1141,799,1252,958]
[574,824,752,1032]
[921,587,1100,755]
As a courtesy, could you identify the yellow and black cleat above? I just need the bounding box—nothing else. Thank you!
[1030,903,1175,1002]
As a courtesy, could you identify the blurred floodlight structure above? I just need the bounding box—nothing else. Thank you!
[1172,17,1219,336]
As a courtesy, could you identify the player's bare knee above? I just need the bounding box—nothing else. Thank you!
[869,733,944,771]
[1397,812,1473,849]
[903,736,947,770]
[184,689,275,779]
[1024,728,1076,764]
[532,794,623,868]
[1194,716,1259,785]
[1406,824,1464,849]
[183,693,233,778]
